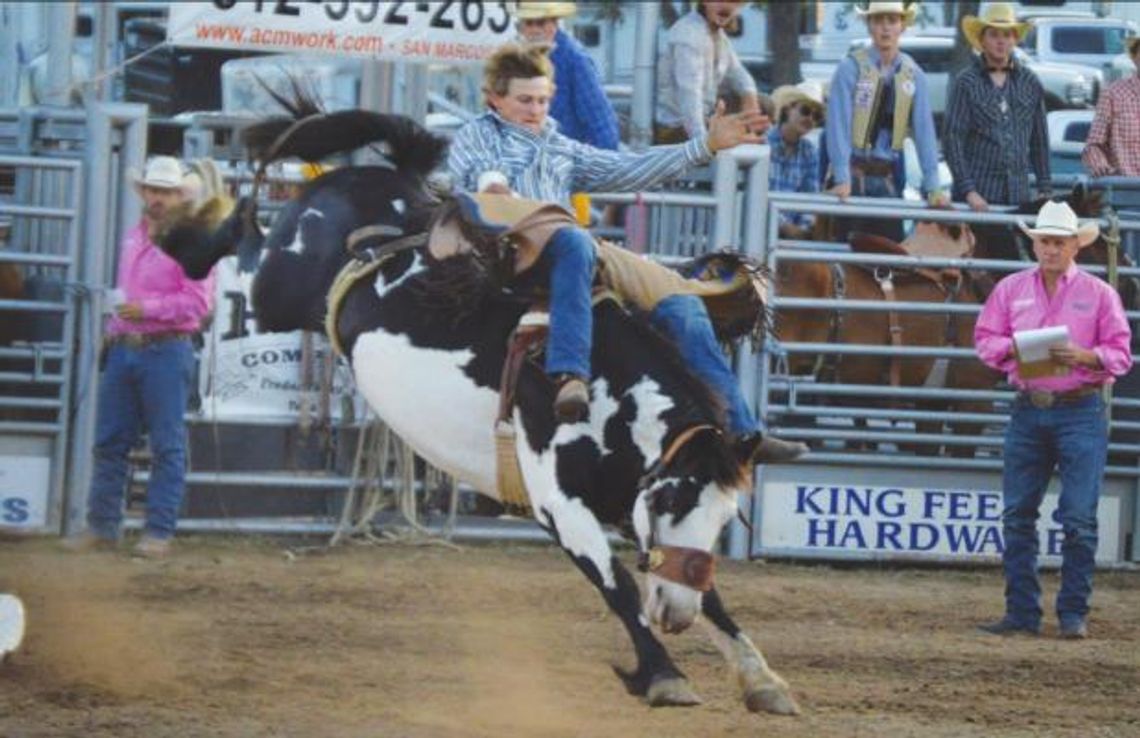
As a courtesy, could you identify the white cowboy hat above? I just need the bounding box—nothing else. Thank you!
[0,593,25,660]
[515,1,576,21]
[854,1,918,26]
[128,156,189,196]
[771,81,826,119]
[1017,200,1100,248]
[961,3,1032,51]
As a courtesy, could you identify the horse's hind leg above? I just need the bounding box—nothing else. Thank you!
[539,505,701,707]
[700,587,799,715]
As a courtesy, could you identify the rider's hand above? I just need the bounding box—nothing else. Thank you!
[707,101,768,153]
[1050,343,1100,368]
[965,191,988,212]
[829,182,851,201]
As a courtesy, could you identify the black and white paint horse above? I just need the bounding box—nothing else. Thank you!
[163,100,799,715]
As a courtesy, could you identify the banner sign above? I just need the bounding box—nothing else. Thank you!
[168,1,515,63]
[0,455,51,530]
[759,482,1121,563]
[198,258,364,422]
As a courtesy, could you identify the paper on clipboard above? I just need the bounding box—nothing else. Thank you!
[1014,326,1070,379]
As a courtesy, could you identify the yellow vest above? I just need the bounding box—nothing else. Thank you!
[850,48,917,152]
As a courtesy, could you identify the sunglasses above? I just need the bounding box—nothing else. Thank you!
[798,103,824,124]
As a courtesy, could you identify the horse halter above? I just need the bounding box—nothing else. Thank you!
[635,424,720,593]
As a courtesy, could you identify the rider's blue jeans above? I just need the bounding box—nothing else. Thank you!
[1000,392,1107,629]
[543,226,596,380]
[650,294,758,436]
[540,228,757,435]
[87,338,194,541]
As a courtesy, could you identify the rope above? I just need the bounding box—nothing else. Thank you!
[36,40,174,105]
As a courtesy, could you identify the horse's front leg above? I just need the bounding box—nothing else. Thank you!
[535,499,701,707]
[700,587,800,715]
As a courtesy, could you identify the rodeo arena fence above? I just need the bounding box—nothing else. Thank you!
[1,8,1138,569]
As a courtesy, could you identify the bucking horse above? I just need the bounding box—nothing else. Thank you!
[161,95,799,716]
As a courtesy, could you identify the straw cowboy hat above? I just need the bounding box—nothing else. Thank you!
[854,1,918,26]
[771,81,826,119]
[961,3,1031,51]
[1017,200,1100,248]
[129,156,189,197]
[515,1,576,21]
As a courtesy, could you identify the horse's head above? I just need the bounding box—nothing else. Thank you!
[632,426,749,633]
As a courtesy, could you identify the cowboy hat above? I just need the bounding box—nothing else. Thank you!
[0,594,25,660]
[515,1,576,21]
[854,1,918,26]
[771,81,826,119]
[961,3,1031,51]
[1017,200,1100,248]
[128,156,189,196]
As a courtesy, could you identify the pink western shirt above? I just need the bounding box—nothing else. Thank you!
[104,222,216,338]
[974,264,1132,391]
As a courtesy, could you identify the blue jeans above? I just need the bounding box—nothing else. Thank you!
[1000,393,1108,629]
[650,294,758,436]
[88,338,194,540]
[542,226,597,379]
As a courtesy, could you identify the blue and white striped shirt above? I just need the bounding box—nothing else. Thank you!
[446,112,712,207]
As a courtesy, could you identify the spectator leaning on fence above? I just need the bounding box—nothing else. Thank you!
[825,0,946,243]
[64,157,218,560]
[1082,35,1140,178]
[653,1,759,144]
[944,3,1051,215]
[974,200,1132,640]
[446,43,807,463]
[515,1,620,151]
[768,82,825,240]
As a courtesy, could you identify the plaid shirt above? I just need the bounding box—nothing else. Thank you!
[943,55,1050,204]
[1082,75,1140,177]
[549,29,621,151]
[768,126,820,229]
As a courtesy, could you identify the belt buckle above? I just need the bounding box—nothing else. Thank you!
[1028,390,1054,409]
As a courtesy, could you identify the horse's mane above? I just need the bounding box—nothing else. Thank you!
[242,77,448,179]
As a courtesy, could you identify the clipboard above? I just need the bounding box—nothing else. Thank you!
[1013,326,1071,379]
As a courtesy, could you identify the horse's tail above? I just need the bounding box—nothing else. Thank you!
[242,75,448,179]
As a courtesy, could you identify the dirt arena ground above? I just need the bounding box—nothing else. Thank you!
[0,536,1137,738]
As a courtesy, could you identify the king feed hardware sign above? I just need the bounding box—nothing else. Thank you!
[0,456,51,531]
[759,482,1121,563]
[169,1,514,63]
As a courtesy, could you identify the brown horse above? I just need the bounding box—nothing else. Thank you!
[774,222,998,456]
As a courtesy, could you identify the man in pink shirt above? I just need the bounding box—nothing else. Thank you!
[974,200,1132,639]
[71,156,216,559]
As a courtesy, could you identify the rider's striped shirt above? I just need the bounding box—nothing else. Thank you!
[446,111,712,207]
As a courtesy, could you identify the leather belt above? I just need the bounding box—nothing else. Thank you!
[104,330,192,349]
[850,158,895,177]
[1019,385,1102,409]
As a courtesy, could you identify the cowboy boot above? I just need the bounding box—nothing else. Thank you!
[553,375,590,423]
[738,433,808,465]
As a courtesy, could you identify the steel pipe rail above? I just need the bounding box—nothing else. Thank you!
[0,204,79,220]
[0,252,73,267]
[767,379,1012,402]
[769,404,1008,425]
[773,296,983,314]
[774,341,980,358]
[784,427,997,446]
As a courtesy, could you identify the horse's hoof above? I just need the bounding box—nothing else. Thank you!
[646,677,703,707]
[745,685,800,715]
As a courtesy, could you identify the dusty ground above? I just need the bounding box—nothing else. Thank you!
[0,535,1137,738]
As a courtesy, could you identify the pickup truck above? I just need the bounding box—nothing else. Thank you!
[1017,17,1138,93]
